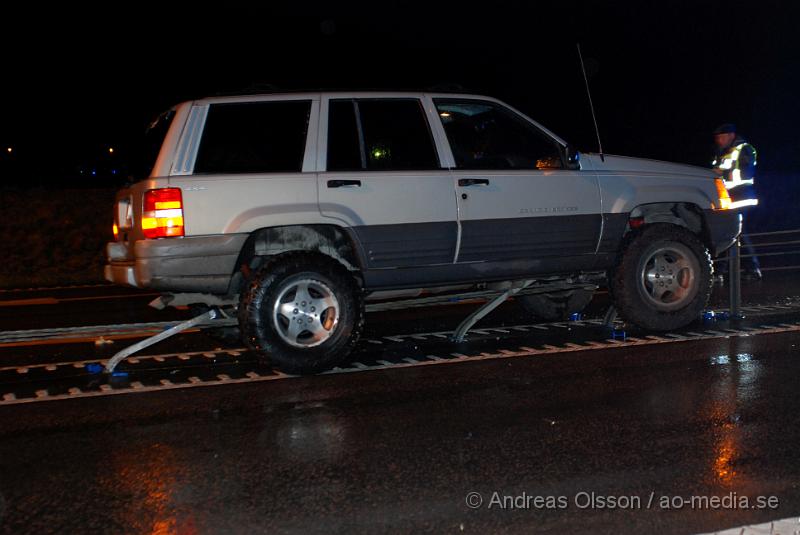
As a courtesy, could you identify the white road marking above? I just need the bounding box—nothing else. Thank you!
[696,516,800,535]
[0,348,249,373]
[2,321,800,406]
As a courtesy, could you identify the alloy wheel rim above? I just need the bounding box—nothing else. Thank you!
[272,278,340,348]
[638,243,699,311]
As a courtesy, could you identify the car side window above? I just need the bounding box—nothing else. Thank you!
[194,100,311,174]
[327,98,439,171]
[327,100,364,171]
[434,99,563,170]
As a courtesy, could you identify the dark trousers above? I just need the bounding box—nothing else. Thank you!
[740,223,761,271]
[716,214,760,273]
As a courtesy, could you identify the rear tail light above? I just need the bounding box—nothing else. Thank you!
[142,188,184,238]
[714,178,731,210]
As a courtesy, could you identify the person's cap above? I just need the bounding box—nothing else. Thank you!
[713,123,736,135]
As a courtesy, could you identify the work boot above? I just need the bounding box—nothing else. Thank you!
[742,267,763,282]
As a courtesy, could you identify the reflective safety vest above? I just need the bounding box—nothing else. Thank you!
[712,141,758,209]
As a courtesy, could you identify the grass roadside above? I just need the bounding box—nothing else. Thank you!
[0,189,116,289]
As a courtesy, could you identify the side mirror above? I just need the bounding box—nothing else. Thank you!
[565,145,581,170]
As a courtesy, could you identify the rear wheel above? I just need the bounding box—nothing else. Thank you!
[611,223,712,331]
[239,253,364,375]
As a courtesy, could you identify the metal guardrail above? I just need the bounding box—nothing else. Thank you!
[713,228,800,271]
[712,227,800,318]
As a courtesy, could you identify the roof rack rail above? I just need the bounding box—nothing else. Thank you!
[212,82,283,97]
[425,83,472,93]
[207,83,477,98]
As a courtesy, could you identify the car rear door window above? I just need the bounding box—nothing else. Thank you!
[327,99,439,171]
[327,100,365,171]
[194,100,311,174]
[434,99,563,170]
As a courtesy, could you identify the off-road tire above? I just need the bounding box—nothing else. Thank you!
[239,252,364,375]
[611,223,712,331]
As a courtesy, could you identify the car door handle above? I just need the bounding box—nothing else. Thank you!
[458,178,490,187]
[327,179,362,188]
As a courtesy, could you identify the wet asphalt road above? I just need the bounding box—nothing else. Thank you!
[1,277,800,534]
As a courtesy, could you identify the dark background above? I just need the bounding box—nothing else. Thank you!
[0,1,798,285]
[1,2,798,184]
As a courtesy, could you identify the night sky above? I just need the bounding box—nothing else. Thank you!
[2,1,798,186]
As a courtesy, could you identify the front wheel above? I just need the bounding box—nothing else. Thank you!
[611,224,712,331]
[239,253,364,375]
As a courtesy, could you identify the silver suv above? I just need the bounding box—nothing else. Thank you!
[106,91,741,373]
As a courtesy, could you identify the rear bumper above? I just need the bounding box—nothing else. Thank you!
[105,234,248,294]
[705,209,742,256]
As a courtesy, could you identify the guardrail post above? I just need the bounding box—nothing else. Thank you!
[728,237,743,319]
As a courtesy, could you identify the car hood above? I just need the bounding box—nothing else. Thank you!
[581,153,716,179]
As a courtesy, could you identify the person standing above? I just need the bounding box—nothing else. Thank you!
[712,123,762,280]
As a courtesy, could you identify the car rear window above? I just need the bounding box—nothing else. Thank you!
[194,100,311,174]
[130,109,175,181]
